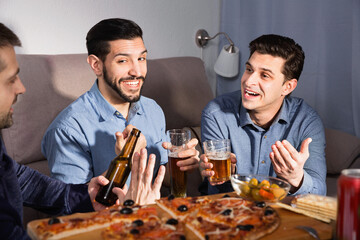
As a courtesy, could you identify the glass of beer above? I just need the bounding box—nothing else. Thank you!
[203,139,231,183]
[166,129,191,198]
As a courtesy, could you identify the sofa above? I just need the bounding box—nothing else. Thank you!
[1,54,214,226]
[1,54,359,227]
[324,128,360,197]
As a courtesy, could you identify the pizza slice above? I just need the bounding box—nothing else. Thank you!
[185,197,280,240]
[32,199,157,240]
[102,216,187,240]
[155,195,210,220]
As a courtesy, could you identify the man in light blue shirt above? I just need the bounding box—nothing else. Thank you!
[42,18,199,187]
[200,34,326,196]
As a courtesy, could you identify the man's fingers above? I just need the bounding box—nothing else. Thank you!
[272,142,294,171]
[186,138,198,149]
[271,143,285,167]
[112,187,126,200]
[130,152,140,184]
[200,161,213,170]
[177,156,199,171]
[230,153,237,164]
[200,154,208,163]
[139,148,147,174]
[210,180,225,186]
[145,154,156,183]
[162,142,171,149]
[114,131,125,155]
[177,148,198,158]
[177,156,199,167]
[300,138,312,155]
[153,165,165,192]
[201,169,214,178]
[122,124,136,138]
[97,175,109,186]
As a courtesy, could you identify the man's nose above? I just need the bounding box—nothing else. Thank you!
[16,77,26,94]
[243,72,258,86]
[129,62,142,77]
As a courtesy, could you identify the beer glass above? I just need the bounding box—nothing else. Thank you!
[166,129,191,198]
[203,139,231,183]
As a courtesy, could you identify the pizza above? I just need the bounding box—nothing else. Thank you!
[155,194,210,220]
[101,216,186,240]
[30,195,280,240]
[32,199,159,240]
[156,195,280,240]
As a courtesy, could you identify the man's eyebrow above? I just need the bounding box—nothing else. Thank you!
[114,49,148,58]
[11,68,20,78]
[246,61,274,75]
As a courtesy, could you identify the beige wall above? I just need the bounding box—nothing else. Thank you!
[0,0,221,94]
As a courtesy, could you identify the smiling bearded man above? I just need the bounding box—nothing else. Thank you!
[41,18,200,191]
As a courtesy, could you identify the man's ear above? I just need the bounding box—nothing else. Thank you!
[282,78,298,96]
[87,55,103,76]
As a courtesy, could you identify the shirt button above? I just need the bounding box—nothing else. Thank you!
[264,135,267,139]
[261,160,265,164]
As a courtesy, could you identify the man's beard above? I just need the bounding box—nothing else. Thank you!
[0,111,13,129]
[103,66,144,103]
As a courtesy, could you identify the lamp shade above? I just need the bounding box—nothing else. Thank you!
[214,45,239,78]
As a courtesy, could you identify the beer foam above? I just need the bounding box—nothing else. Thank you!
[207,153,230,160]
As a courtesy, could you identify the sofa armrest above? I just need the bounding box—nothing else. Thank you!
[325,128,360,174]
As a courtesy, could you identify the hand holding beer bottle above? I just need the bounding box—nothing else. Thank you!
[95,128,141,206]
[114,125,147,156]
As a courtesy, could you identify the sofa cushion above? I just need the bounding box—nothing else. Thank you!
[1,55,213,168]
[325,128,360,174]
[143,57,214,130]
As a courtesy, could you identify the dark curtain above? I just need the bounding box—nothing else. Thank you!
[217,0,360,137]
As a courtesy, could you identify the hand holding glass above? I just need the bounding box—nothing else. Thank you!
[167,129,191,198]
[203,139,231,183]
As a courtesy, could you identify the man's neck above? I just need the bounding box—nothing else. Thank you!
[249,111,277,130]
[248,102,284,130]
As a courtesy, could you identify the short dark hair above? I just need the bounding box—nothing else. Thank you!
[0,23,21,72]
[86,18,143,62]
[249,34,305,81]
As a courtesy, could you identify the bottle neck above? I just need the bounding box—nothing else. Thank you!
[119,129,141,158]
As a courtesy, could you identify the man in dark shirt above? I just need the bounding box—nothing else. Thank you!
[0,23,164,239]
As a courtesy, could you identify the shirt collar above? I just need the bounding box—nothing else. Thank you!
[90,80,143,121]
[239,98,289,129]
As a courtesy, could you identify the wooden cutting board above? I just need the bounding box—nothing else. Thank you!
[27,193,334,240]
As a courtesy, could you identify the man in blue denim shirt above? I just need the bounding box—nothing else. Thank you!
[200,34,326,196]
[0,23,165,239]
[41,19,199,186]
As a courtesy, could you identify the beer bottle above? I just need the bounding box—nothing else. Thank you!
[95,128,141,206]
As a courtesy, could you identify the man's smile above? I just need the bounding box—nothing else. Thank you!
[244,89,260,98]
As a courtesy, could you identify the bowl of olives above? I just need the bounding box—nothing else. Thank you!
[230,174,290,202]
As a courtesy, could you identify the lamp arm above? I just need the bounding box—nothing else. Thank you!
[206,32,234,46]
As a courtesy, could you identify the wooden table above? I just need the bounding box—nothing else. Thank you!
[27,193,334,239]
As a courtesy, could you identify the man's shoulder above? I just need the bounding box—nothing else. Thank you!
[48,92,94,128]
[286,97,318,114]
[285,97,323,126]
[139,96,164,111]
[203,90,241,115]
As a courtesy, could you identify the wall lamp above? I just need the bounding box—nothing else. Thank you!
[196,29,239,78]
